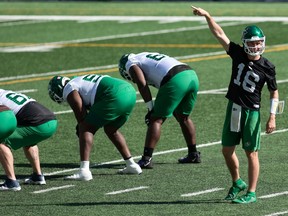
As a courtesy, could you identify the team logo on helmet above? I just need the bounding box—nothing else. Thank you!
[241,25,265,56]
[118,54,133,81]
[48,76,70,104]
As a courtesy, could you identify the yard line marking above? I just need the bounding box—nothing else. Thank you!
[105,186,149,195]
[0,18,263,53]
[0,20,51,27]
[32,185,75,194]
[1,15,288,23]
[263,211,288,216]
[15,89,38,93]
[0,43,288,84]
[0,43,287,85]
[181,187,224,197]
[259,191,288,199]
[44,128,288,176]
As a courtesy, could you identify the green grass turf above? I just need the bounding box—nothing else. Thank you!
[0,1,288,216]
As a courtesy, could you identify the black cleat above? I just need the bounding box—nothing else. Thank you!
[138,156,153,169]
[178,151,201,163]
[24,173,46,185]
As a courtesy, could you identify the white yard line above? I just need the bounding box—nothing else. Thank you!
[1,15,288,22]
[263,211,288,216]
[32,185,75,194]
[181,188,224,197]
[105,186,149,195]
[2,15,287,53]
[259,191,288,199]
[0,21,248,53]
[44,128,288,176]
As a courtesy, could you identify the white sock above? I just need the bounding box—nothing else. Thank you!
[125,157,135,166]
[80,161,90,170]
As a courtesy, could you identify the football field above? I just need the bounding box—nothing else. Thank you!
[0,2,288,216]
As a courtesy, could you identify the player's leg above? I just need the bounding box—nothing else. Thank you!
[245,150,259,193]
[0,109,20,190]
[232,110,260,204]
[0,144,21,191]
[0,144,16,180]
[172,71,200,163]
[23,145,46,185]
[222,101,247,200]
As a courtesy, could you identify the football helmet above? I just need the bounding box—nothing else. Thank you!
[241,25,265,56]
[48,76,70,103]
[118,54,132,81]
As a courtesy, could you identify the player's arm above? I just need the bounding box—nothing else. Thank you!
[266,89,279,134]
[66,90,87,124]
[191,6,230,52]
[129,65,153,108]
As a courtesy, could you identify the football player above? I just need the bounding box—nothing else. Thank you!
[118,52,201,169]
[192,6,279,203]
[48,74,142,181]
[0,89,58,191]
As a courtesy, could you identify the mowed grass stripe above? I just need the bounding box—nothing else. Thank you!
[1,44,288,86]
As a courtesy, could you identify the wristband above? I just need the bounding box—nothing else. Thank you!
[270,98,279,114]
[146,100,154,111]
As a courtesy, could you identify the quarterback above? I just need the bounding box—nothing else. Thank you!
[192,6,279,203]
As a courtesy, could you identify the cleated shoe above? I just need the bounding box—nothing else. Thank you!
[232,192,257,204]
[118,163,142,175]
[64,169,93,181]
[137,156,153,169]
[24,173,46,185]
[0,178,21,191]
[178,151,201,163]
[224,179,247,200]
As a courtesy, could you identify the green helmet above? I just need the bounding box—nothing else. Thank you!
[118,54,132,81]
[48,76,70,104]
[241,25,265,56]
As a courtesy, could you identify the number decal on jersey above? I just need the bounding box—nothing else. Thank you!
[146,53,166,61]
[6,93,29,105]
[83,75,101,83]
[234,63,259,93]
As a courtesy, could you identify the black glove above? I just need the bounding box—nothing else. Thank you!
[145,110,153,126]
[75,124,79,138]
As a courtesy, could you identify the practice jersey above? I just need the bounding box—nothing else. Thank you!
[126,52,186,88]
[63,74,108,108]
[0,89,35,114]
[226,42,277,110]
[0,89,55,126]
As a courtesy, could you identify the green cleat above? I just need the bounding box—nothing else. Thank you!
[232,192,257,204]
[224,179,247,201]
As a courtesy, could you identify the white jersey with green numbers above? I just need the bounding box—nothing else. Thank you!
[126,52,185,88]
[0,89,35,114]
[63,74,109,108]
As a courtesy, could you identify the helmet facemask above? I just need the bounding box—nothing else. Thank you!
[118,54,133,81]
[48,76,70,104]
[241,26,266,56]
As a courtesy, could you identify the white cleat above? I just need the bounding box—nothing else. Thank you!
[64,169,93,181]
[118,163,142,175]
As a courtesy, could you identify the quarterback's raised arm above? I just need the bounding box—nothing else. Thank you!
[191,5,230,52]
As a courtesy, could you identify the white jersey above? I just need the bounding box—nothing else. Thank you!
[0,89,35,114]
[63,74,108,107]
[126,52,185,88]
